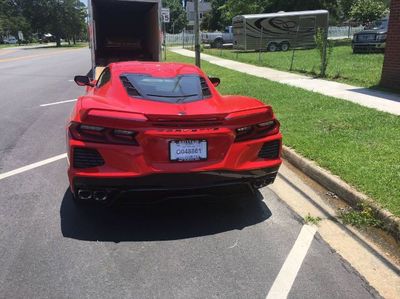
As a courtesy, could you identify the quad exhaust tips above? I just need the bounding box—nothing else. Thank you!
[77,189,108,202]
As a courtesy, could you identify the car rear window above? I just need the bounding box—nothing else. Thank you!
[120,74,210,103]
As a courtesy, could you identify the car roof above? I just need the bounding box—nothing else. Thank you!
[109,61,204,77]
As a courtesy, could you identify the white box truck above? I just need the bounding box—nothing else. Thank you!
[88,0,161,78]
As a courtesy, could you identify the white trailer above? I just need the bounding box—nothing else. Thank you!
[88,0,162,78]
[233,10,329,52]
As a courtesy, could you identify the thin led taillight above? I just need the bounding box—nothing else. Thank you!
[69,122,138,145]
[235,120,280,142]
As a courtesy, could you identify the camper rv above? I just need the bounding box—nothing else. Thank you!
[88,0,162,79]
[233,10,329,52]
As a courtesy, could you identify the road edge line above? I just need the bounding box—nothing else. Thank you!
[0,153,67,180]
[282,146,400,242]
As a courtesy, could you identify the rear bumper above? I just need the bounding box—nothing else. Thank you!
[352,42,386,50]
[72,167,280,203]
[74,167,279,190]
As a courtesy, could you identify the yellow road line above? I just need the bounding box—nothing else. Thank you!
[0,49,17,57]
[0,48,83,63]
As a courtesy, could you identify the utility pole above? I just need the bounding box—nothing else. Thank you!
[194,0,201,68]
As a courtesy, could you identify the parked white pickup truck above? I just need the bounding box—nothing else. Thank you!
[201,26,233,48]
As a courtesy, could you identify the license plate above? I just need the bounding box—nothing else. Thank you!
[170,140,208,162]
[360,34,375,41]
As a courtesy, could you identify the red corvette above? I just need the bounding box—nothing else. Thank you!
[68,61,282,204]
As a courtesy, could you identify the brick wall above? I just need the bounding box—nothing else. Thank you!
[381,0,400,90]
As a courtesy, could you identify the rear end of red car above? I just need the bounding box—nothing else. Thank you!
[67,106,282,204]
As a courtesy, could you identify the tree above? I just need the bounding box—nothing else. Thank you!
[339,0,354,20]
[201,0,230,31]
[62,0,87,44]
[17,0,87,46]
[162,0,187,33]
[0,0,31,40]
[349,0,388,24]
[226,0,268,17]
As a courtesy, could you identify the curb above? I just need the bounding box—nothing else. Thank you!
[282,145,400,242]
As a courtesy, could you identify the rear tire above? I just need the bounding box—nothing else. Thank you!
[267,42,278,52]
[280,42,290,51]
[212,38,224,49]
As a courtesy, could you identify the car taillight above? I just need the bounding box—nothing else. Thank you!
[235,119,280,142]
[69,122,138,145]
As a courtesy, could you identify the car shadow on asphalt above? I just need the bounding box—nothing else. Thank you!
[60,188,272,242]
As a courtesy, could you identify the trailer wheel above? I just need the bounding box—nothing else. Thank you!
[280,42,290,52]
[212,38,224,49]
[267,42,278,52]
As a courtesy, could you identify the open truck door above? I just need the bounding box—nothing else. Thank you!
[88,0,162,79]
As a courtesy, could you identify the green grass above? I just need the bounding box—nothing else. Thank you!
[304,214,322,226]
[167,51,400,217]
[0,43,35,49]
[56,42,88,48]
[201,40,384,88]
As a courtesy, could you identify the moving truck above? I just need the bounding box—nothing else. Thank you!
[233,10,329,52]
[88,0,161,78]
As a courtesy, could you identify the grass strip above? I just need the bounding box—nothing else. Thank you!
[201,40,384,88]
[167,51,400,216]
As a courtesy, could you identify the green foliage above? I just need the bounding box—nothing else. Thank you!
[315,28,333,77]
[339,204,383,228]
[339,0,355,20]
[225,0,268,17]
[0,0,31,39]
[201,0,231,31]
[162,0,187,33]
[0,0,87,45]
[304,214,322,226]
[349,0,387,23]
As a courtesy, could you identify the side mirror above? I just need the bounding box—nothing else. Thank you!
[74,75,94,87]
[209,77,221,87]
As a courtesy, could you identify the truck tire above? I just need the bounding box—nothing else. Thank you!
[279,42,290,52]
[267,42,278,52]
[212,38,224,49]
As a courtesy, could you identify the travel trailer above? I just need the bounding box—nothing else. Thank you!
[233,10,329,51]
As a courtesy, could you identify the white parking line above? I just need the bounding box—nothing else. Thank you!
[266,225,317,299]
[40,99,77,107]
[0,153,67,181]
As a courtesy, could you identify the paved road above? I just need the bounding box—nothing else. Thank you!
[0,47,380,298]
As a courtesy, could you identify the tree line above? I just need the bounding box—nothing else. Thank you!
[200,0,390,31]
[0,0,87,45]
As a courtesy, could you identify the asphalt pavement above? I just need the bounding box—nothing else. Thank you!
[0,47,381,298]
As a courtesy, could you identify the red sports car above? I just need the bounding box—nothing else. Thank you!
[68,61,282,204]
